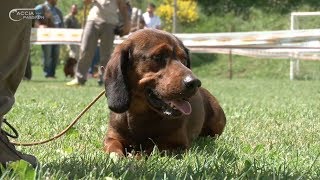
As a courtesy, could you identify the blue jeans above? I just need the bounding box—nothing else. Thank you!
[42,45,60,77]
[89,47,100,74]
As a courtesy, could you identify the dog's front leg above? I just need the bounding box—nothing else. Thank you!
[104,137,125,156]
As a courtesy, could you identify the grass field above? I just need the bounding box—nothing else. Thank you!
[1,60,320,179]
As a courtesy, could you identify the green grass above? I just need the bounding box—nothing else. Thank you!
[191,53,320,80]
[1,60,320,179]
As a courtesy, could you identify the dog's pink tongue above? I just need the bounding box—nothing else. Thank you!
[170,99,192,115]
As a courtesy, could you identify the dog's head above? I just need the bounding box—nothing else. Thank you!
[105,29,201,118]
[65,57,77,66]
[64,57,77,77]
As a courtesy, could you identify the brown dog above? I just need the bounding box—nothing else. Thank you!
[103,29,226,156]
[64,57,77,78]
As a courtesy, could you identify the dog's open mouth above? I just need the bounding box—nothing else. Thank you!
[145,88,192,117]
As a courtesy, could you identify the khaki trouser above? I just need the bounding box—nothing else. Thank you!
[75,20,116,83]
[0,1,32,125]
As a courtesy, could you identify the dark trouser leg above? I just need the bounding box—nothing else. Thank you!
[50,45,60,77]
[42,45,52,77]
[0,0,37,168]
[24,54,32,80]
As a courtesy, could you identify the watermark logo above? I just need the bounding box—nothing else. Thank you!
[9,8,44,21]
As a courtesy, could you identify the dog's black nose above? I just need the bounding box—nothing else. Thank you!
[183,75,201,90]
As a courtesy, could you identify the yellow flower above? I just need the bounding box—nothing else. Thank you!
[157,0,199,30]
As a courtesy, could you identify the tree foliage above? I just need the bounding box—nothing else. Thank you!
[157,0,199,32]
[185,0,320,33]
[197,0,320,16]
[30,0,320,33]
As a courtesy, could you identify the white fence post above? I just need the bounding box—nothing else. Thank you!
[289,11,320,80]
[290,13,295,80]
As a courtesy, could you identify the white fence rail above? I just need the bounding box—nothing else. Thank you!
[30,28,320,80]
[30,28,320,60]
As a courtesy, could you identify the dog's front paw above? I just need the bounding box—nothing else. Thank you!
[109,152,122,162]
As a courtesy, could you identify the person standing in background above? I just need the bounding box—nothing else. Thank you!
[66,0,131,86]
[64,4,81,78]
[142,2,161,29]
[35,0,63,78]
[64,4,80,61]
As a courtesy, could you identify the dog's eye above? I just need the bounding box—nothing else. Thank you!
[152,54,163,62]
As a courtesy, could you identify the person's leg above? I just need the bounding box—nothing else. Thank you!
[0,0,37,168]
[94,47,100,66]
[89,47,99,75]
[98,23,116,85]
[67,21,99,85]
[42,45,52,77]
[24,54,32,80]
[50,45,60,77]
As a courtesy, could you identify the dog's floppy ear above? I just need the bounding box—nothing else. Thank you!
[173,35,191,69]
[104,42,131,113]
[183,46,191,69]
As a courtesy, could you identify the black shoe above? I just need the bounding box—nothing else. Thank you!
[0,119,38,168]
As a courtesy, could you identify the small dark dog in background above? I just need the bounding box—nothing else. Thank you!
[64,57,77,78]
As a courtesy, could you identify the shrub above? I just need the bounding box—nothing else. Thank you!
[157,0,199,31]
